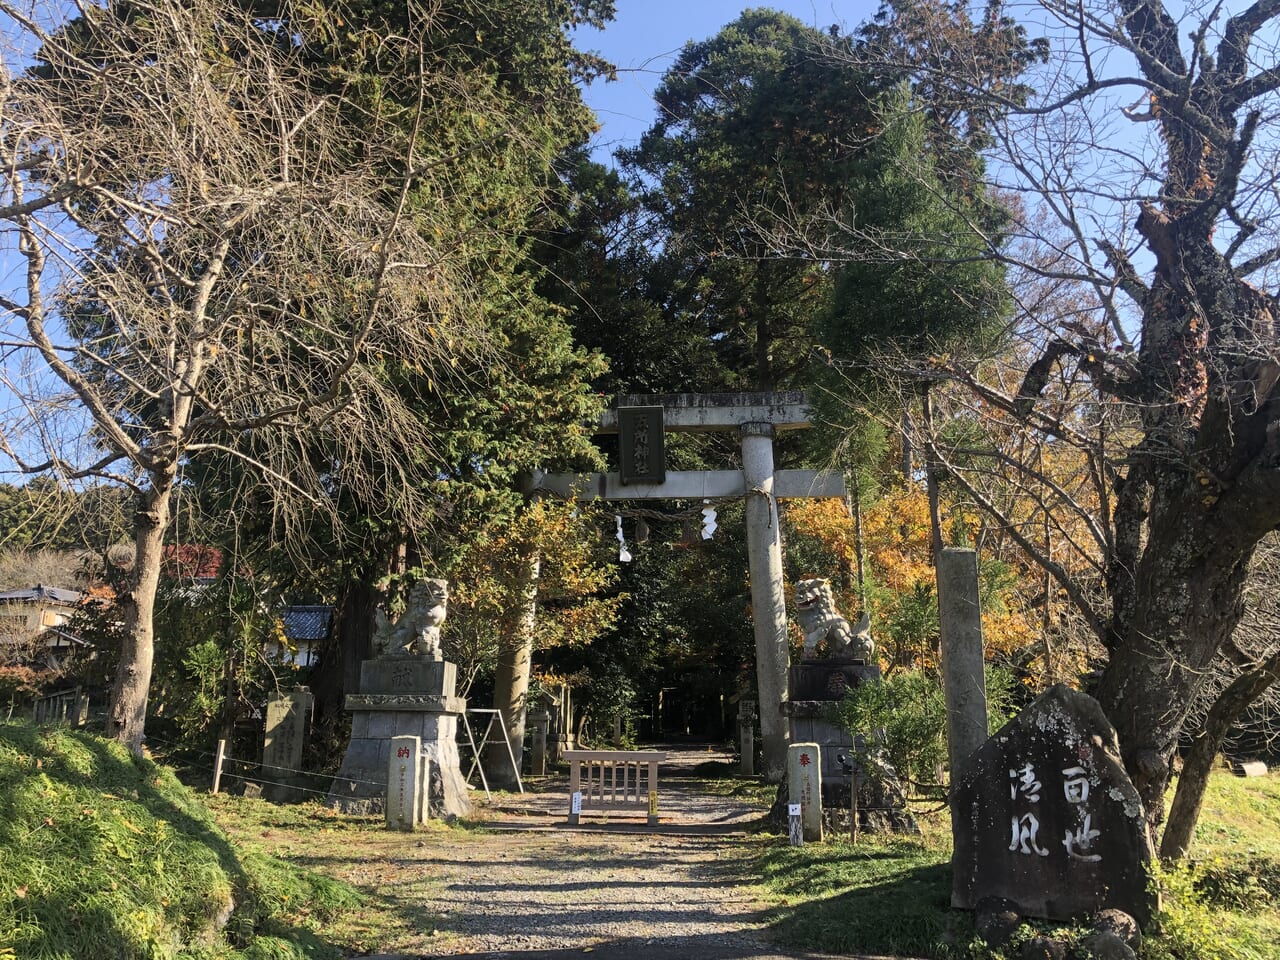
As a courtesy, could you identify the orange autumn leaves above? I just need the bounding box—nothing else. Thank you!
[785,486,1038,670]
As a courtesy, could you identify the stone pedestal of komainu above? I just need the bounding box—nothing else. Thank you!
[793,577,874,662]
[374,578,448,659]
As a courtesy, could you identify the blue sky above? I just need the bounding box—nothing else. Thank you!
[572,2,875,162]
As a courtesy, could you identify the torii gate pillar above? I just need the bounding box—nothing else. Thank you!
[740,422,790,781]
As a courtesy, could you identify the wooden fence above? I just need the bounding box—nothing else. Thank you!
[32,687,88,726]
[564,749,666,825]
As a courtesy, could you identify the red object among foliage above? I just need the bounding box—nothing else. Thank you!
[162,544,223,581]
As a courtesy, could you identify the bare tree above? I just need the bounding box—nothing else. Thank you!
[1160,533,1280,859]
[802,0,1280,838]
[0,547,82,591]
[0,0,495,752]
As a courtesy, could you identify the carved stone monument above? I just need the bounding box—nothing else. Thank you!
[262,685,312,802]
[784,578,879,792]
[373,578,448,659]
[794,577,874,661]
[951,684,1156,925]
[328,580,471,818]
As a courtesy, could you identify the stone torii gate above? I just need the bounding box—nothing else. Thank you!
[539,392,845,782]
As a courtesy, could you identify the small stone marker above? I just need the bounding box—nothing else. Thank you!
[529,712,549,776]
[1235,760,1267,778]
[951,685,1156,925]
[263,686,312,801]
[386,735,424,831]
[738,699,756,777]
[788,742,823,842]
[648,789,659,825]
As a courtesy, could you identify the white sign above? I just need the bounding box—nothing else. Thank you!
[788,803,801,817]
[571,791,583,814]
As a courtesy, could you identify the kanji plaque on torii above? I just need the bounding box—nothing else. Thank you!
[539,392,846,782]
[618,406,665,485]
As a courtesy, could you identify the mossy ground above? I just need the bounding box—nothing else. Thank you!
[0,722,363,959]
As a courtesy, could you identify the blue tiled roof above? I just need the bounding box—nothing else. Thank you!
[281,605,331,642]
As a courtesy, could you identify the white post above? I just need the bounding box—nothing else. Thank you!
[788,742,823,842]
[212,738,226,795]
[741,421,790,782]
[387,735,423,831]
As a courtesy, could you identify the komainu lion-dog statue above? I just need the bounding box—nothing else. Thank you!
[373,578,448,659]
[793,577,874,662]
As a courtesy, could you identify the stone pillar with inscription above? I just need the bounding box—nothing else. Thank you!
[738,699,756,777]
[939,548,988,780]
[386,735,424,831]
[529,711,549,776]
[328,635,471,818]
[787,742,823,842]
[262,686,312,802]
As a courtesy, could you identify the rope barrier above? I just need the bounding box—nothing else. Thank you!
[141,732,388,790]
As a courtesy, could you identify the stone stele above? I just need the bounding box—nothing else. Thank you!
[950,684,1156,926]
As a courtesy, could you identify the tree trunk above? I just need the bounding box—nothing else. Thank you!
[847,469,867,610]
[107,475,173,755]
[1095,497,1259,831]
[753,263,774,391]
[311,571,381,737]
[488,549,540,788]
[901,408,914,481]
[1159,648,1280,860]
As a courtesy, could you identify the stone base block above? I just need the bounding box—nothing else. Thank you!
[783,703,858,784]
[329,710,471,819]
[360,658,455,695]
[788,659,881,700]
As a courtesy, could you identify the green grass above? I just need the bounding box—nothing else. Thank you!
[9,723,1269,960]
[0,721,363,959]
[205,794,453,956]
[747,809,975,958]
[748,771,1280,960]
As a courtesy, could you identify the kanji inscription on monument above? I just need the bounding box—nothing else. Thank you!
[951,685,1155,924]
[386,734,424,831]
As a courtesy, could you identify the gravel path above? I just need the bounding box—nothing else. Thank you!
[387,746,900,960]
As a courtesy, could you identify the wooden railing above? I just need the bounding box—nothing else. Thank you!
[564,749,666,825]
[32,686,87,726]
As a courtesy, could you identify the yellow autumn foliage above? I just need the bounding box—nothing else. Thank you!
[785,484,1040,671]
[444,500,623,680]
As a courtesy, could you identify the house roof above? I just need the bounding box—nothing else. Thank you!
[0,584,83,605]
[282,605,331,643]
